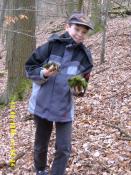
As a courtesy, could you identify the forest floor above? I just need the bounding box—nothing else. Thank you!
[0,16,131,175]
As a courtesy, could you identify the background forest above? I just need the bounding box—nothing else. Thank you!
[0,0,131,175]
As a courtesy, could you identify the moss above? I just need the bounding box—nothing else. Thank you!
[93,25,103,34]
[88,25,103,36]
[68,75,87,89]
[0,103,6,109]
[10,78,32,101]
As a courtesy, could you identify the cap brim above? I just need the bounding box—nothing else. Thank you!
[69,21,94,30]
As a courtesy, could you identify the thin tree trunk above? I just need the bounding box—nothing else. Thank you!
[77,0,84,12]
[91,0,103,32]
[100,0,109,64]
[65,0,75,17]
[86,0,92,16]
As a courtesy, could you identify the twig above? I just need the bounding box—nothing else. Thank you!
[0,147,31,169]
[0,152,24,169]
[103,122,131,140]
[111,0,129,11]
[104,91,130,100]
[92,67,110,75]
[118,137,131,141]
[22,114,34,122]
[0,27,36,38]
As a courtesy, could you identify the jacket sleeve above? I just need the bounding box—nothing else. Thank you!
[25,42,51,84]
[82,47,93,75]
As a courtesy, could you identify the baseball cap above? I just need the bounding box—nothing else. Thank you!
[68,12,94,30]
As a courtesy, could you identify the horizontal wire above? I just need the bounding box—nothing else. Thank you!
[0,1,79,11]
[0,27,36,38]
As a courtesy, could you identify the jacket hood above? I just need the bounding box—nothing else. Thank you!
[48,32,93,66]
[48,32,86,50]
[48,32,76,44]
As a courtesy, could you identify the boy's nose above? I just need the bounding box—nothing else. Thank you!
[77,32,83,37]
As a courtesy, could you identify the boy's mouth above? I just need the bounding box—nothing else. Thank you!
[74,37,83,43]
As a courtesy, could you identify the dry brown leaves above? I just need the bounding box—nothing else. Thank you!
[0,16,131,175]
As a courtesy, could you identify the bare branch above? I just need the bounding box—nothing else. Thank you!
[0,147,31,169]
[0,152,25,169]
[0,27,36,38]
[103,122,131,140]
[111,0,129,10]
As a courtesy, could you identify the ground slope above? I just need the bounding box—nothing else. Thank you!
[0,17,130,175]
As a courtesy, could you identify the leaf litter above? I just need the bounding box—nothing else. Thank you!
[0,16,131,175]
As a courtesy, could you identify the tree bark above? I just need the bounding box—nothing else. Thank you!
[0,0,8,40]
[84,0,92,16]
[65,0,77,17]
[77,0,84,12]
[0,0,8,28]
[0,0,36,104]
[91,0,103,32]
[100,0,109,64]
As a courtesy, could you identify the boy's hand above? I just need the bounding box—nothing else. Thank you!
[43,62,60,78]
[68,75,87,97]
[43,66,57,77]
[71,85,85,97]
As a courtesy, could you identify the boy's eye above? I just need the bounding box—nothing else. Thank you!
[74,26,87,34]
[82,31,87,34]
[75,27,80,32]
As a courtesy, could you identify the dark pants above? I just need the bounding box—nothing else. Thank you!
[34,115,72,175]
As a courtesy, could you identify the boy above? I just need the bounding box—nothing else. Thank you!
[25,12,93,175]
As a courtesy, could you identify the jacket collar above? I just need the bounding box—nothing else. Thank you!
[48,32,82,46]
[48,32,92,65]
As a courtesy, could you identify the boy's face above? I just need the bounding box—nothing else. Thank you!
[66,24,89,44]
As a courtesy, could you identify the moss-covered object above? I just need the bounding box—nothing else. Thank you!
[44,62,60,72]
[10,78,32,101]
[68,75,88,94]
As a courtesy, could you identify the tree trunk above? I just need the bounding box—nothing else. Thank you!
[0,0,8,27]
[0,0,36,104]
[100,0,109,64]
[91,0,103,32]
[77,0,84,12]
[83,0,92,16]
[65,0,76,16]
[0,0,8,40]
